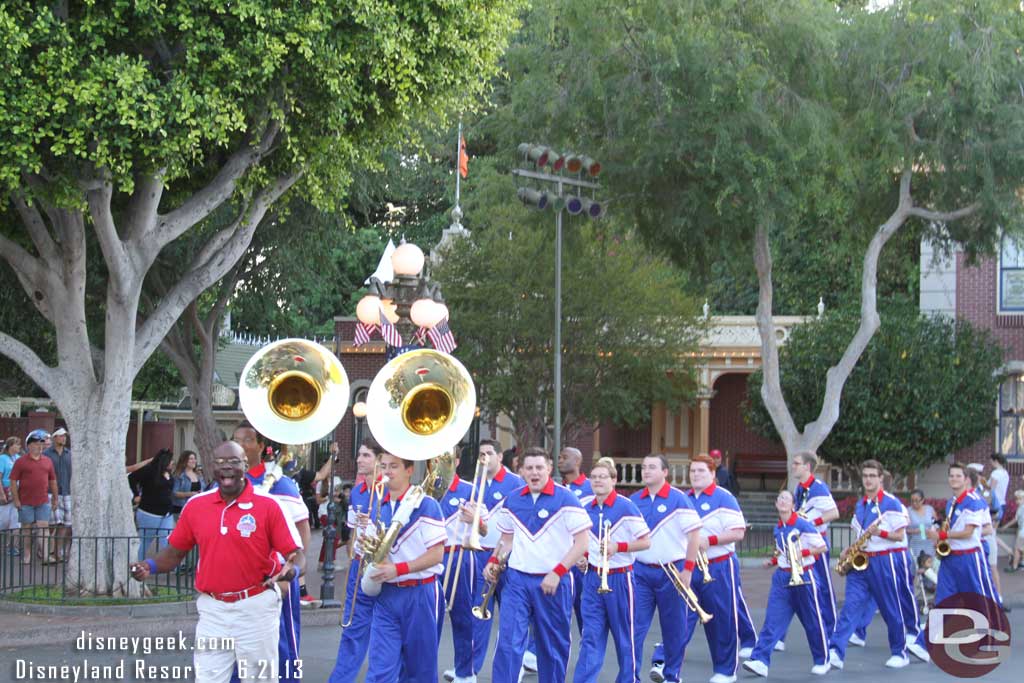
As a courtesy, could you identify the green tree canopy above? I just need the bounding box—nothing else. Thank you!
[743,308,1005,476]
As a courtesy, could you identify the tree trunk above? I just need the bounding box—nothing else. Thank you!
[185,369,222,476]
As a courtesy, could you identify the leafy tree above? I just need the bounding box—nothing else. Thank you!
[484,0,1024,480]
[0,0,521,595]
[743,308,1005,477]
[434,155,702,448]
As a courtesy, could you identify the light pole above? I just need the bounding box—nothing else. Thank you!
[513,145,603,456]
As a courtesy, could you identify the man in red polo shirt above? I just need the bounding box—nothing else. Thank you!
[9,430,58,563]
[131,441,304,682]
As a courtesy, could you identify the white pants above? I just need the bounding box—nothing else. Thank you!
[195,586,282,682]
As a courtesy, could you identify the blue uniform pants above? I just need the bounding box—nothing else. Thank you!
[575,568,638,683]
[571,566,585,635]
[750,570,829,667]
[935,548,997,605]
[735,569,758,650]
[328,557,376,683]
[633,562,689,683]
[831,551,910,660]
[366,581,441,683]
[472,549,501,672]
[493,569,573,683]
[680,554,746,676]
[230,574,300,683]
[438,548,478,678]
[779,549,837,644]
[851,551,921,643]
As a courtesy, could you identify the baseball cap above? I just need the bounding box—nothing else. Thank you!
[709,449,722,459]
[966,462,984,472]
[26,429,50,444]
[52,427,68,437]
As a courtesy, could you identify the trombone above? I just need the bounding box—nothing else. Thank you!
[660,561,712,624]
[443,452,489,611]
[597,516,612,594]
[341,468,388,628]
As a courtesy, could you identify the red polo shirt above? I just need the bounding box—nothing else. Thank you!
[10,455,56,506]
[168,481,301,594]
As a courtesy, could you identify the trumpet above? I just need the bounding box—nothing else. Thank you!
[473,551,509,620]
[696,548,714,584]
[443,452,490,611]
[597,516,612,595]
[660,561,712,624]
[935,518,951,558]
[341,470,388,628]
[785,529,805,587]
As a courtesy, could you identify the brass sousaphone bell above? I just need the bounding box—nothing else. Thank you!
[365,348,476,462]
[238,339,350,483]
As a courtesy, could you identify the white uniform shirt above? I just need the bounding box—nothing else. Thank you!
[945,489,987,552]
[496,479,591,574]
[380,487,447,582]
[580,490,650,570]
[851,490,909,554]
[631,483,702,565]
[688,483,746,560]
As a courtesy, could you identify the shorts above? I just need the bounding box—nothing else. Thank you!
[0,504,19,531]
[51,495,72,525]
[18,503,51,524]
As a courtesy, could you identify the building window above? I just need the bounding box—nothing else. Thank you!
[999,375,1024,459]
[999,234,1024,312]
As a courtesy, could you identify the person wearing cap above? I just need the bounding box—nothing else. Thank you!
[131,440,304,683]
[709,449,736,494]
[8,430,58,564]
[44,427,72,561]
[0,437,23,537]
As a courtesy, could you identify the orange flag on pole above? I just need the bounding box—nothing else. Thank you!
[458,135,469,178]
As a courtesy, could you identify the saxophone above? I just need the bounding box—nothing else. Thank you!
[359,485,427,596]
[835,521,877,576]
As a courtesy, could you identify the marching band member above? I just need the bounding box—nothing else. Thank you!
[630,454,701,683]
[964,466,1005,605]
[788,452,839,637]
[437,452,485,683]
[575,457,651,683]
[682,454,750,683]
[926,462,999,604]
[329,439,380,683]
[465,440,525,678]
[487,446,591,683]
[558,446,593,644]
[742,490,830,677]
[829,460,928,671]
[232,422,309,683]
[364,451,447,683]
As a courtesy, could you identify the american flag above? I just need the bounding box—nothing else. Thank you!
[428,316,457,354]
[353,322,375,346]
[380,306,403,347]
[413,326,428,346]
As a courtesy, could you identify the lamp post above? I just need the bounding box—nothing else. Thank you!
[513,145,603,457]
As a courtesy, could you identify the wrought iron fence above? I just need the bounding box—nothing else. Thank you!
[0,530,196,604]
[734,522,856,557]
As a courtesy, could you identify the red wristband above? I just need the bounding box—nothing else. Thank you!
[939,530,948,541]
[488,555,500,565]
[801,548,811,558]
[770,556,778,566]
[395,562,410,576]
[617,541,629,553]
[683,559,696,572]
[813,517,824,527]
[879,530,889,539]
[708,535,718,547]
[553,563,568,577]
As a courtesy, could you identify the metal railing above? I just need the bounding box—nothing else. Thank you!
[0,530,196,604]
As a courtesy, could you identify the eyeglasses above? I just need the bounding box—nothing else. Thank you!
[213,457,245,466]
[640,464,664,471]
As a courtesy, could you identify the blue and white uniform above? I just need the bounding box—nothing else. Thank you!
[329,478,377,683]
[365,485,447,683]
[472,465,525,672]
[437,475,479,682]
[680,483,750,678]
[564,473,594,636]
[793,475,839,637]
[492,479,591,683]
[934,488,996,604]
[236,464,306,683]
[630,483,702,683]
[830,489,913,662]
[749,514,830,668]
[575,490,650,683]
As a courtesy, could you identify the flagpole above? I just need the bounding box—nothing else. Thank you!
[455,117,462,210]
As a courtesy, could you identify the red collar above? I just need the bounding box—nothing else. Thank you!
[217,479,254,507]
[690,482,717,497]
[382,485,411,504]
[777,512,798,527]
[862,489,884,505]
[591,489,618,507]
[520,479,555,496]
[357,481,368,494]
[800,475,815,490]
[564,474,587,486]
[247,462,266,479]
[448,474,461,492]
[954,488,971,505]
[641,482,671,499]
[493,465,508,483]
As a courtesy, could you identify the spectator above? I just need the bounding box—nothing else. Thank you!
[1001,490,1024,573]
[0,437,23,542]
[906,488,937,559]
[295,466,319,529]
[9,430,58,564]
[129,448,176,561]
[315,474,344,568]
[171,450,205,518]
[989,453,1010,523]
[709,449,737,493]
[43,427,72,561]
